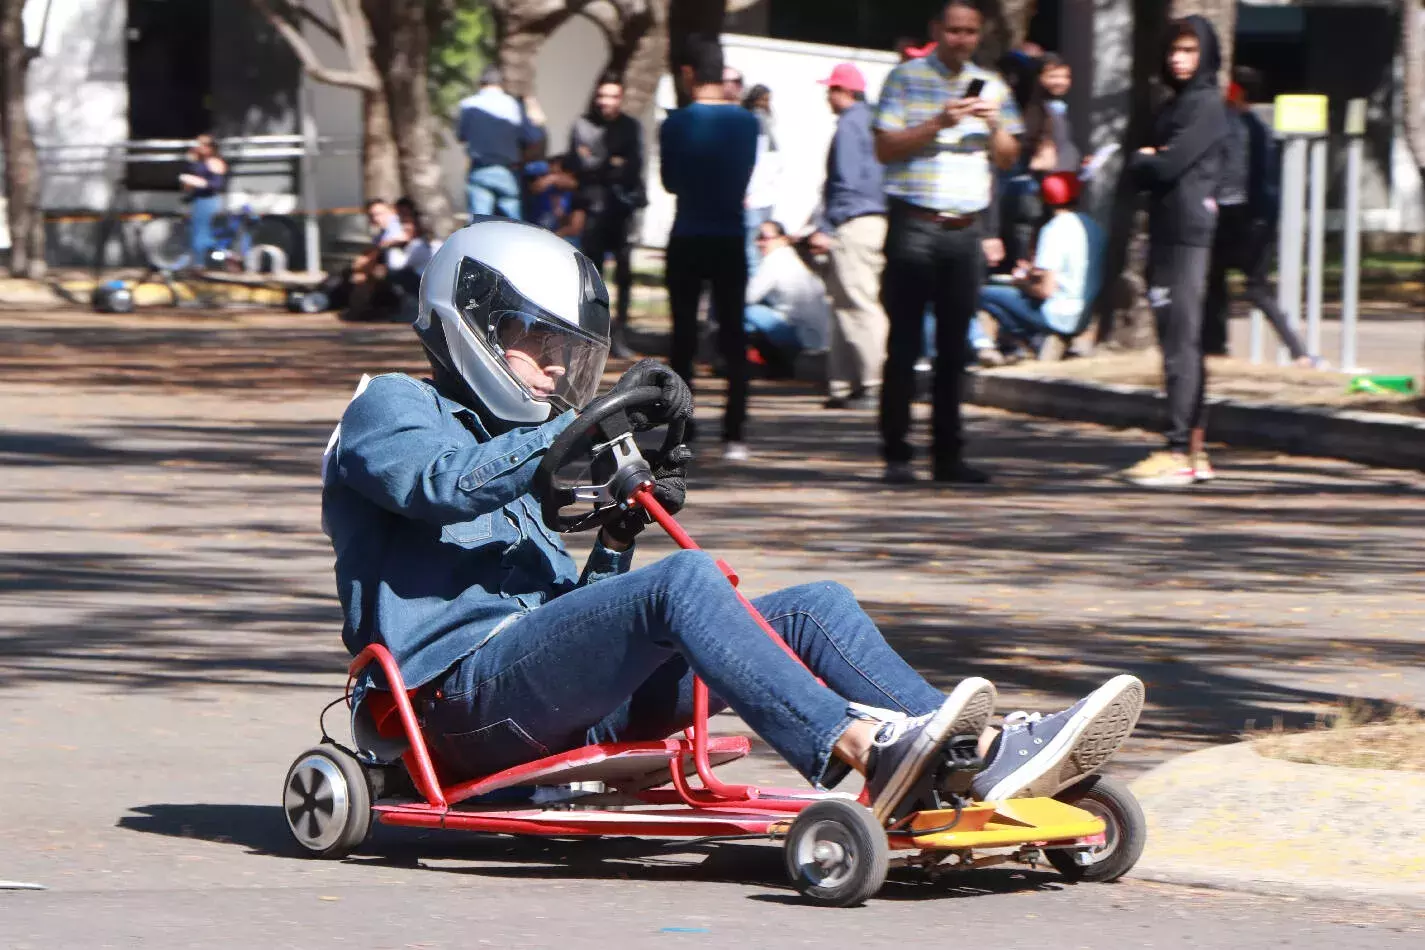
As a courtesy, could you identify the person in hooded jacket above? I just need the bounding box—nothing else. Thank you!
[1120,16,1229,488]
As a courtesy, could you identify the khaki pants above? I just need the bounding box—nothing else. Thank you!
[824,214,890,397]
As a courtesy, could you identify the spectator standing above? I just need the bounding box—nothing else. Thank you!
[742,84,782,272]
[744,220,832,375]
[457,66,544,221]
[1202,73,1321,367]
[177,133,227,269]
[661,37,761,461]
[808,63,890,411]
[873,1,1022,485]
[977,171,1104,352]
[569,77,646,359]
[1121,16,1229,488]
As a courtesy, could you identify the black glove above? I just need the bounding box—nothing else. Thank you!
[610,359,693,431]
[602,443,693,546]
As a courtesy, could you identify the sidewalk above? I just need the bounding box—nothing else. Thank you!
[1133,742,1425,907]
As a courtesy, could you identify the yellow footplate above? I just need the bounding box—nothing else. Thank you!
[897,797,1105,850]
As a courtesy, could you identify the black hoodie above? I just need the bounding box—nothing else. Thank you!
[1130,15,1229,248]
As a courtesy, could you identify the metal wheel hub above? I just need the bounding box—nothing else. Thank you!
[794,821,858,888]
[1076,799,1119,865]
[284,754,350,851]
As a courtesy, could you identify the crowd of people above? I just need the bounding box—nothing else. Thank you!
[340,0,1323,487]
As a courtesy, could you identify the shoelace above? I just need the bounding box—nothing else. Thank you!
[871,710,936,748]
[1002,710,1043,731]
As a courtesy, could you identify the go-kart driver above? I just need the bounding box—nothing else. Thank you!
[322,219,1145,821]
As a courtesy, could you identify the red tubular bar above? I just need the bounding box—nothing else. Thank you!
[347,644,447,810]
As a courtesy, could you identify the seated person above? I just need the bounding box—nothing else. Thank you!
[525,156,586,247]
[744,221,831,376]
[342,198,413,321]
[387,196,439,298]
[977,172,1104,355]
[321,220,1144,817]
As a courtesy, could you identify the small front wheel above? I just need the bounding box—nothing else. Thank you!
[784,799,889,907]
[1046,774,1145,883]
[283,744,372,859]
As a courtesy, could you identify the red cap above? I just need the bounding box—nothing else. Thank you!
[906,42,937,59]
[1040,171,1083,207]
[1226,81,1247,106]
[818,63,867,93]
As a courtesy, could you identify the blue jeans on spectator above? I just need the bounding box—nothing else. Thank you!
[744,205,773,273]
[188,195,221,267]
[468,164,522,221]
[920,310,991,365]
[979,284,1058,343]
[744,303,803,359]
[419,550,946,785]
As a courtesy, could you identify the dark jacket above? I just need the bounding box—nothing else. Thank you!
[568,112,646,217]
[814,100,887,232]
[1130,15,1229,248]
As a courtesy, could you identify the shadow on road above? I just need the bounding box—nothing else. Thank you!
[116,800,1067,902]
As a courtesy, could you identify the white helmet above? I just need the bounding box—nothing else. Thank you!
[415,219,611,425]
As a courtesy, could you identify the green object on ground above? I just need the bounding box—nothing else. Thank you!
[1349,374,1417,395]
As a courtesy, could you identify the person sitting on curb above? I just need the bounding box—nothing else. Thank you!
[975,171,1104,359]
[321,218,1146,825]
[743,220,832,377]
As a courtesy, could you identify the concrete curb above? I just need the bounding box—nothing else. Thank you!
[1129,742,1425,908]
[965,371,1425,472]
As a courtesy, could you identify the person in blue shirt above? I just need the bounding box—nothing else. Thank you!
[321,218,1144,823]
[659,36,761,461]
[457,66,545,222]
[976,171,1104,354]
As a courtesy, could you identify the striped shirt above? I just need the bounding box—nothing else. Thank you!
[874,55,1023,215]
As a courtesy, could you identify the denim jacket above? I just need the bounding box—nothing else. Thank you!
[321,373,635,690]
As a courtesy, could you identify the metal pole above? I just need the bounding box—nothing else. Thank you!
[1276,138,1308,365]
[1306,136,1327,359]
[1341,99,1367,371]
[300,83,321,276]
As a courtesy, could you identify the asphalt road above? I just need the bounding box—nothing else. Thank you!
[2,310,1423,946]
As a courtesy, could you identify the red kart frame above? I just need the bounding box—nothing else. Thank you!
[351,485,841,841]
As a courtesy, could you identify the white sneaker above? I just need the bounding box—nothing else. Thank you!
[722,441,750,462]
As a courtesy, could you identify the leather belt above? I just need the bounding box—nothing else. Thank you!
[894,201,979,230]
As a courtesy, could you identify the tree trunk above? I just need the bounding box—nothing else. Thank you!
[362,84,402,202]
[1403,2,1425,194]
[370,1,457,237]
[980,0,1036,66]
[492,0,569,98]
[0,1,45,279]
[608,3,665,120]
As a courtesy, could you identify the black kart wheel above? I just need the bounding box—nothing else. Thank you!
[283,745,372,859]
[1046,774,1145,883]
[784,799,889,907]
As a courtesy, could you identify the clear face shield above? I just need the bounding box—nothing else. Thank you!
[454,256,610,414]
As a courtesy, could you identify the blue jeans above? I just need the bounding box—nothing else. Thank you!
[467,164,522,221]
[421,550,946,786]
[744,303,803,358]
[920,311,990,363]
[979,284,1055,342]
[188,195,221,266]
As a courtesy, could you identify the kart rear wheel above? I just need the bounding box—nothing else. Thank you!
[784,799,889,907]
[1046,774,1145,883]
[283,745,372,859]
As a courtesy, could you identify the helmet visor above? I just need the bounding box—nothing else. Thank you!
[488,309,608,412]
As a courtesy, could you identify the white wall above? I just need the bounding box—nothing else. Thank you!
[26,0,128,211]
[640,33,899,249]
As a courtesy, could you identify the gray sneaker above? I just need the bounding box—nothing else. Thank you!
[866,677,997,823]
[970,674,1144,802]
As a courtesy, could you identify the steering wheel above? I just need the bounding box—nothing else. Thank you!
[534,386,687,533]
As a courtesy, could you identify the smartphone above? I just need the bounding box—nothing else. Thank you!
[962,78,986,100]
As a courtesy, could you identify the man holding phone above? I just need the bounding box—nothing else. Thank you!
[874,0,1021,485]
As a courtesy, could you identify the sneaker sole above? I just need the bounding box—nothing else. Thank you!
[1122,472,1196,488]
[871,678,997,824]
[980,674,1144,802]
